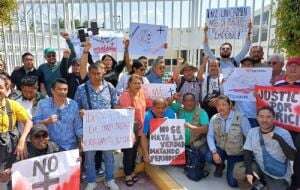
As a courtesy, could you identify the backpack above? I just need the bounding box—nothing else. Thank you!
[84,82,114,109]
[0,99,20,171]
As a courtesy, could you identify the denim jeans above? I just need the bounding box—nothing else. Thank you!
[84,150,114,183]
[217,147,243,187]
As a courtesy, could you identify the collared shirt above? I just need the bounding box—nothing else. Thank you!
[207,110,251,152]
[11,66,42,90]
[244,127,295,181]
[146,70,163,83]
[33,97,83,150]
[38,62,62,96]
[74,80,118,110]
[203,39,251,69]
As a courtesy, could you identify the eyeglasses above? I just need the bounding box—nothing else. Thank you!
[33,133,48,139]
[221,47,231,51]
[47,53,56,58]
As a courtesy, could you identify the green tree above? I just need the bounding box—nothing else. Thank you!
[275,0,300,56]
[0,0,18,25]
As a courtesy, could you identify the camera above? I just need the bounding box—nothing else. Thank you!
[87,21,99,35]
[78,29,88,42]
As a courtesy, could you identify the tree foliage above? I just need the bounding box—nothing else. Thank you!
[275,0,300,56]
[0,0,18,25]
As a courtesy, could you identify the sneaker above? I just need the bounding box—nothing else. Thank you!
[105,179,120,190]
[96,168,105,177]
[85,182,97,190]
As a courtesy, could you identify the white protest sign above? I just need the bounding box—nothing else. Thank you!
[70,31,123,61]
[149,119,185,165]
[223,68,272,101]
[143,83,176,100]
[129,23,168,57]
[83,109,135,151]
[206,6,251,40]
[12,149,80,190]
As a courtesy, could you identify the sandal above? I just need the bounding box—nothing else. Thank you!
[125,176,134,186]
[131,174,139,183]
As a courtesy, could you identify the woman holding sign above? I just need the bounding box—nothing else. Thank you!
[117,74,148,186]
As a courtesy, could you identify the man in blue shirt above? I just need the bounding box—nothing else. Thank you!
[74,62,119,190]
[33,78,83,151]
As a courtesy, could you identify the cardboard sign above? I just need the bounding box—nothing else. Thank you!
[143,83,176,100]
[129,23,168,57]
[149,119,185,165]
[255,85,300,132]
[12,149,80,190]
[83,109,135,151]
[223,68,272,101]
[206,6,251,40]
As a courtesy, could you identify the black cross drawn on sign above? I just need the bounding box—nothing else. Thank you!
[157,26,165,34]
[32,173,59,190]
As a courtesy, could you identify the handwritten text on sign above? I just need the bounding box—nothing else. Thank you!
[83,109,134,151]
[143,83,176,100]
[255,85,300,132]
[206,6,251,40]
[150,119,185,165]
[223,68,272,101]
[12,149,80,190]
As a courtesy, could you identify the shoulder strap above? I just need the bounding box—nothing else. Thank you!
[230,58,238,67]
[191,108,200,125]
[84,83,92,109]
[5,99,13,131]
[176,77,186,92]
[206,75,211,95]
[106,82,114,108]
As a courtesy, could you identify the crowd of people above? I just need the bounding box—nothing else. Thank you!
[0,22,299,190]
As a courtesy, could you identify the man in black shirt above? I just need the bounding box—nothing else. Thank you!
[11,52,42,91]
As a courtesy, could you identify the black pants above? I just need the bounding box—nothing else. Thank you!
[291,132,300,189]
[122,143,138,176]
[95,151,102,171]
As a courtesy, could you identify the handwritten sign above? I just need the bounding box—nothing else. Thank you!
[12,149,80,190]
[255,85,300,132]
[70,31,123,62]
[206,6,251,40]
[143,83,176,100]
[83,109,135,151]
[129,23,168,57]
[223,68,272,101]
[149,119,185,165]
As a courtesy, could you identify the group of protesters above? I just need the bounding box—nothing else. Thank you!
[0,20,299,190]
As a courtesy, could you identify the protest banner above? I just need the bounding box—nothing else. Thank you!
[255,85,300,132]
[149,118,185,165]
[206,6,251,40]
[70,31,123,61]
[143,83,176,100]
[129,23,168,57]
[12,149,80,190]
[83,109,135,151]
[223,68,272,101]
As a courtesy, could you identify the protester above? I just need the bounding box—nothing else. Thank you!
[249,45,267,67]
[0,75,33,188]
[34,78,83,151]
[234,106,296,190]
[235,57,258,128]
[173,60,203,103]
[0,72,20,99]
[14,76,45,132]
[268,54,285,84]
[146,57,166,83]
[116,61,149,95]
[273,57,300,190]
[138,56,149,71]
[117,74,147,186]
[199,58,223,119]
[27,124,59,158]
[74,63,119,190]
[11,52,41,90]
[207,95,251,187]
[170,93,210,180]
[141,98,176,162]
[203,21,252,69]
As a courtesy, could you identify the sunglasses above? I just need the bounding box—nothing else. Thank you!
[268,61,280,65]
[33,133,48,139]
[47,53,56,58]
